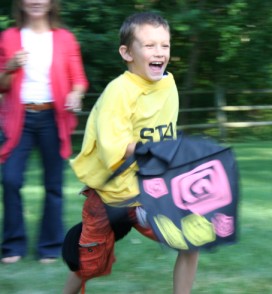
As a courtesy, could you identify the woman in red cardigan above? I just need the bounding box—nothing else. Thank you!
[0,0,88,264]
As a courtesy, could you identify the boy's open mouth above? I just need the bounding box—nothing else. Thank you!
[150,62,163,72]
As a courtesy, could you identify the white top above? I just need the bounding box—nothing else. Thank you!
[20,28,53,104]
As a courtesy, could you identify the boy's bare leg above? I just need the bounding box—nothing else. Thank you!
[63,272,82,294]
[173,251,199,294]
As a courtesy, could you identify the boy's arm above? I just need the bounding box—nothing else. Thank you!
[123,142,136,159]
[95,84,135,169]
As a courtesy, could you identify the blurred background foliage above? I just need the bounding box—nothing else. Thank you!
[2,0,272,92]
[1,0,272,140]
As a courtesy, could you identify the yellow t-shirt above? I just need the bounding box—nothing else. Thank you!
[71,71,179,205]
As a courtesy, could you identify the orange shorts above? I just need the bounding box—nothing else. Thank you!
[76,188,157,282]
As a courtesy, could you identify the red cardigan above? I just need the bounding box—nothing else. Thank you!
[0,28,89,163]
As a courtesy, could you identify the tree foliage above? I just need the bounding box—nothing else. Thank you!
[1,0,272,96]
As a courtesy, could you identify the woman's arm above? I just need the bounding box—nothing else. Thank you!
[0,50,28,91]
[64,32,88,112]
[0,71,12,91]
[65,85,86,112]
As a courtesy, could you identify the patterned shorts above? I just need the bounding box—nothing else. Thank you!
[76,188,157,281]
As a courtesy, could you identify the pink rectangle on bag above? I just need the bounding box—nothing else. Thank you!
[171,160,232,215]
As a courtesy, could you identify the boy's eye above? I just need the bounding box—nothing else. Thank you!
[145,44,154,48]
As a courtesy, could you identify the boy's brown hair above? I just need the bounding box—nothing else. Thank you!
[119,12,170,50]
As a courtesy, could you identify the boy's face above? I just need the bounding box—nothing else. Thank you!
[120,24,170,82]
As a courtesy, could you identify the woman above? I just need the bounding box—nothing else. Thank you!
[0,0,88,263]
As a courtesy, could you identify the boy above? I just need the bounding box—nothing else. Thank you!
[63,12,199,294]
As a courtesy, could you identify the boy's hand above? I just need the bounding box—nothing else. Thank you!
[124,142,136,159]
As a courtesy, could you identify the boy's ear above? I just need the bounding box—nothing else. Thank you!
[119,45,133,62]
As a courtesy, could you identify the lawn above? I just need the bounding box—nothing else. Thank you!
[0,140,271,294]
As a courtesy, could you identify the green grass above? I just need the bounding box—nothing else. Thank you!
[0,141,272,293]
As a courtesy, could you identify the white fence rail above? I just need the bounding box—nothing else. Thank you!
[73,89,272,138]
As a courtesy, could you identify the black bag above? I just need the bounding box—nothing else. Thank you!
[108,135,240,251]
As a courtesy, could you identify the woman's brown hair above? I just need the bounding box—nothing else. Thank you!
[12,0,62,29]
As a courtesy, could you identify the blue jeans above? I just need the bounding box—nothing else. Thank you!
[1,109,65,258]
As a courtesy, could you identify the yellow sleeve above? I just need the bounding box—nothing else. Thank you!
[95,81,135,170]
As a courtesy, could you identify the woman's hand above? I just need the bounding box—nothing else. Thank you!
[5,50,28,73]
[0,50,28,89]
[65,90,83,112]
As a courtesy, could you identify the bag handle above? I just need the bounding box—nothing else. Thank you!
[105,149,137,184]
[106,126,178,184]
